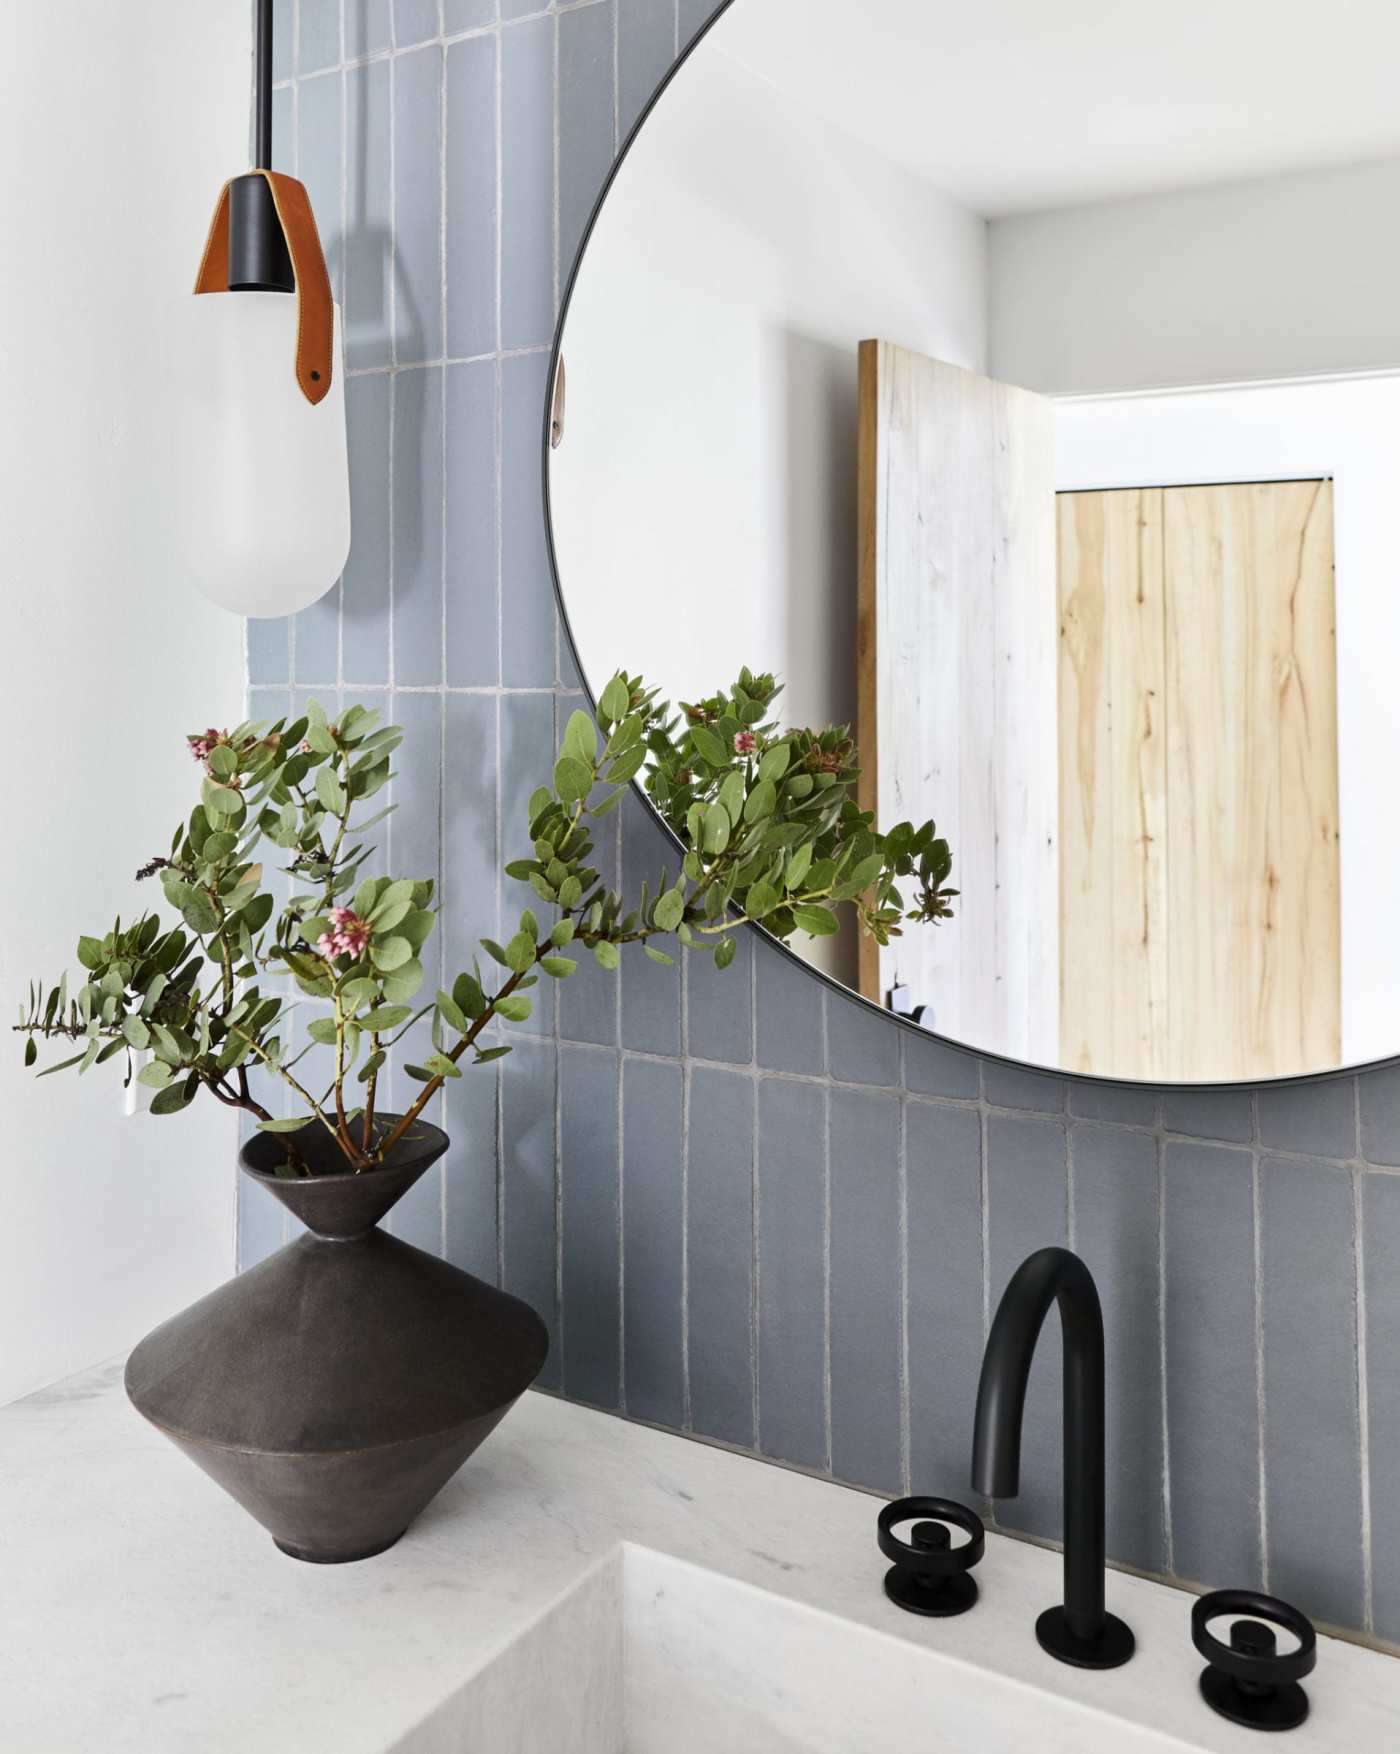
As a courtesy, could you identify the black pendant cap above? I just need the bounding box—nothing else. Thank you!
[227,172,294,292]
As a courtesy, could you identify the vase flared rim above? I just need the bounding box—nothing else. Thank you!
[238,1115,449,1183]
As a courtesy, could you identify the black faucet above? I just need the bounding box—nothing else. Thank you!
[971,1246,1135,1669]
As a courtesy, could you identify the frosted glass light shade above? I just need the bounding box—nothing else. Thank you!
[170,291,351,619]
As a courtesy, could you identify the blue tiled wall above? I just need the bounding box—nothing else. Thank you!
[243,0,1400,1648]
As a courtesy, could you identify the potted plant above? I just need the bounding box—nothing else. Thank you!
[18,669,953,1561]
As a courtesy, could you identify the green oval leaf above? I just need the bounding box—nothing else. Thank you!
[371,936,412,972]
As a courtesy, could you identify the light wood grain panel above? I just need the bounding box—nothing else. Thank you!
[1058,489,1169,1079]
[1163,480,1339,1080]
[857,342,1058,1058]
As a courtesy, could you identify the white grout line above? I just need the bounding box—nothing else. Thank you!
[1252,1124,1271,1592]
[822,1078,832,1475]
[680,1060,692,1429]
[1157,1132,1175,1577]
[1354,1075,1375,1631]
[897,1084,911,1498]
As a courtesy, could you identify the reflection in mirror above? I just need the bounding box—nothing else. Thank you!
[548,0,1400,1083]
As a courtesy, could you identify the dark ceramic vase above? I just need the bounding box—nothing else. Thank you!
[124,1118,548,1563]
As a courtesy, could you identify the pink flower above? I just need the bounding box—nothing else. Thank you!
[188,728,226,763]
[297,739,313,755]
[315,906,372,962]
[733,730,759,757]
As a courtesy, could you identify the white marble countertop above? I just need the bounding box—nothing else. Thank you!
[1,1359,1397,1751]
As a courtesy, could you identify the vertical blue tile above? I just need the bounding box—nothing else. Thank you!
[686,925,751,1065]
[984,1061,1066,1114]
[272,82,296,176]
[623,1058,684,1425]
[389,690,443,892]
[247,689,295,953]
[1260,1158,1363,1629]
[755,939,824,1075]
[559,719,620,1047]
[687,1067,755,1446]
[394,0,441,48]
[757,1078,827,1469]
[618,0,674,139]
[499,691,555,1037]
[345,57,393,370]
[986,1115,1068,1539]
[906,1102,983,1502]
[500,15,555,350]
[445,358,498,685]
[300,0,343,74]
[440,686,501,1283]
[272,0,295,82]
[678,0,719,48]
[442,1076,500,1282]
[237,1157,286,1268]
[1364,1172,1400,1641]
[827,992,899,1088]
[1072,1125,1165,1574]
[1359,1066,1400,1167]
[1164,1143,1262,1590]
[829,1088,902,1492]
[560,1044,621,1408]
[619,798,682,1056]
[391,1154,445,1253]
[294,594,340,686]
[500,350,556,687]
[558,1,616,278]
[341,374,392,682]
[501,0,538,23]
[392,366,445,686]
[345,0,392,59]
[1257,1080,1355,1161]
[446,0,496,28]
[1163,1088,1254,1144]
[1069,1082,1159,1127]
[248,615,291,688]
[300,69,345,300]
[446,32,498,361]
[442,691,499,1003]
[502,1037,559,1389]
[394,46,444,365]
[904,1030,979,1101]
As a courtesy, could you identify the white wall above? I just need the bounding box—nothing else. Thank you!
[0,3,249,1404]
[990,157,1400,396]
[1057,375,1400,1068]
[551,48,988,738]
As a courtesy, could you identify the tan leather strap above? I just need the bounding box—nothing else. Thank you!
[194,171,334,406]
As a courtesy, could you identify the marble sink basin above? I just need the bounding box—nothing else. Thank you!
[388,1544,1334,1753]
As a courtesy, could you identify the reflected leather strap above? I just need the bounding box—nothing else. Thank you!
[193,170,334,407]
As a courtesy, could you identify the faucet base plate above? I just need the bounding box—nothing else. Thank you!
[1036,1605,1135,1670]
[883,1566,979,1618]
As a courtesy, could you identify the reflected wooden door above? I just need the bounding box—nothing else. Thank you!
[1058,480,1340,1081]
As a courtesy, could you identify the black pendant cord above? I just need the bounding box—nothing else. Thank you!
[228,0,295,291]
[254,0,274,169]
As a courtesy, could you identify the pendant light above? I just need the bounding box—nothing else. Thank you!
[172,0,350,619]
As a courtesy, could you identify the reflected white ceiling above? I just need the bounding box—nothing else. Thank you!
[710,0,1400,216]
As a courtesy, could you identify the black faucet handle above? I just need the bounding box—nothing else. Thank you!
[878,1496,985,1618]
[1192,1590,1316,1732]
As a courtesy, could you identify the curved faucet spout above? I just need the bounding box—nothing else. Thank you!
[970,1246,1133,1668]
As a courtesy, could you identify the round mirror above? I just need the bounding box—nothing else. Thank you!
[547,0,1400,1084]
